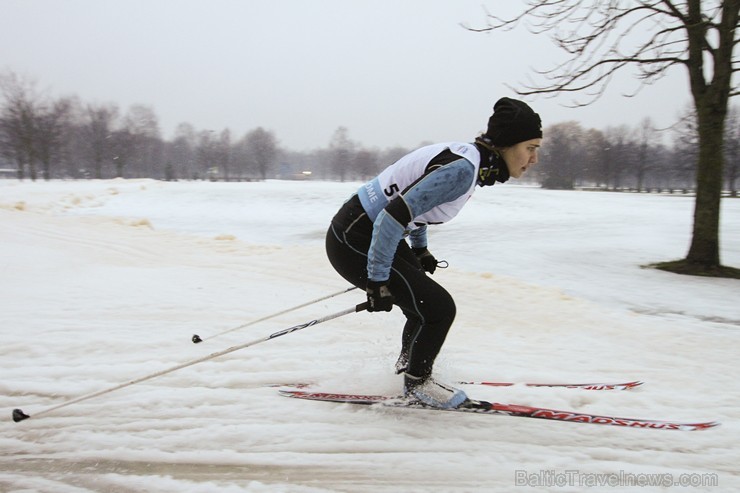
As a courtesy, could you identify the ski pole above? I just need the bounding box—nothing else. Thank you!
[191,286,357,343]
[12,301,368,423]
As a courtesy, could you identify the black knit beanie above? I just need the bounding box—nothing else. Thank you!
[483,97,542,147]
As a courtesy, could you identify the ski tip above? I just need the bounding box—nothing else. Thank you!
[689,421,721,431]
[191,334,202,344]
[12,408,30,423]
[623,380,645,389]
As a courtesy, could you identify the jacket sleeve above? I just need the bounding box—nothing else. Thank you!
[408,225,428,250]
[366,159,475,281]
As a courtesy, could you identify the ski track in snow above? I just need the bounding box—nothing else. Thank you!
[0,179,738,492]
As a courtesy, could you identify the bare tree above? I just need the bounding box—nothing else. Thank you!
[0,72,40,180]
[352,148,380,180]
[597,125,631,189]
[329,126,355,182]
[196,130,218,180]
[213,129,232,180]
[37,98,73,179]
[634,117,660,191]
[468,1,739,277]
[580,127,609,187]
[243,127,278,180]
[82,103,119,179]
[168,123,198,180]
[671,107,701,189]
[122,104,162,177]
[540,121,585,189]
[109,127,134,178]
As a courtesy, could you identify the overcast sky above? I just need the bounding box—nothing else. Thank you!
[1,0,695,151]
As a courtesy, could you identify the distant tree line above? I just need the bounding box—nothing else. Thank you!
[1,70,738,195]
[533,111,739,197]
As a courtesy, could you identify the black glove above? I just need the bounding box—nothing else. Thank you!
[412,247,438,275]
[366,280,394,312]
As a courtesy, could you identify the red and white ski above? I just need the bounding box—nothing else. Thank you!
[272,380,644,391]
[457,380,644,391]
[278,389,719,431]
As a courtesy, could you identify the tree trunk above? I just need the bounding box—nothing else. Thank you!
[15,159,24,180]
[42,158,51,180]
[657,0,739,276]
[686,101,726,266]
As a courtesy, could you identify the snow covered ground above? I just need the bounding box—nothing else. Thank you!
[1,178,738,492]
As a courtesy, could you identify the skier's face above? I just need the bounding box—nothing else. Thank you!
[501,138,542,178]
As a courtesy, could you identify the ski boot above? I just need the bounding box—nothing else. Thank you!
[403,373,469,409]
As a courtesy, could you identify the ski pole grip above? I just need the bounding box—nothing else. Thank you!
[355,301,370,312]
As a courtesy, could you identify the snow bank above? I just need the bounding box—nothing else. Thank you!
[1,179,738,492]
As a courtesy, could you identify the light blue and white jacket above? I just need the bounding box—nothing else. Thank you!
[357,142,482,281]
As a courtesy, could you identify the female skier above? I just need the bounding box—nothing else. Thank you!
[325,97,543,408]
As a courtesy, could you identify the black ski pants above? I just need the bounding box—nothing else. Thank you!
[325,194,456,379]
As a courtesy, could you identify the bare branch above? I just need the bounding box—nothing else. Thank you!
[463,0,737,107]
